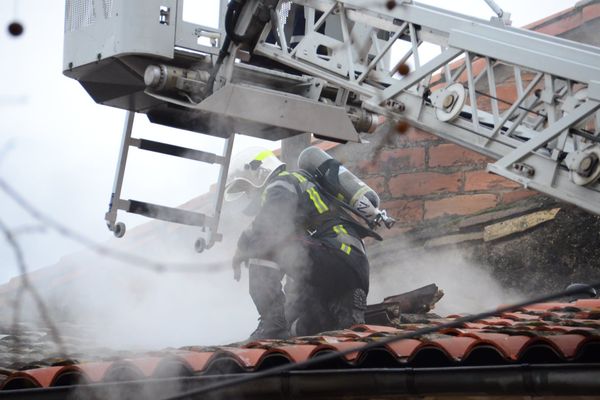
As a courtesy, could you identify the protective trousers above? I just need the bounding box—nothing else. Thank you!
[248,238,368,338]
[248,260,288,339]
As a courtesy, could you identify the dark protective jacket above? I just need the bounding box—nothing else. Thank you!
[236,170,370,291]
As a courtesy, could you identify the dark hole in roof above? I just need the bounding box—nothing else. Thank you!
[52,371,88,387]
[518,344,563,364]
[2,377,38,391]
[574,341,600,363]
[462,345,509,366]
[203,357,245,375]
[408,347,454,368]
[255,353,291,371]
[357,348,400,368]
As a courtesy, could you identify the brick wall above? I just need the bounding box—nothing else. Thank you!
[328,126,539,237]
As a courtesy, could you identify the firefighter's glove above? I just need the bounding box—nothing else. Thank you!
[233,231,251,281]
[232,253,247,281]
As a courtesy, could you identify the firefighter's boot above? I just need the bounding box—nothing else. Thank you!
[248,260,290,340]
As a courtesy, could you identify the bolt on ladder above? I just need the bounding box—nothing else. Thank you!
[105,111,235,253]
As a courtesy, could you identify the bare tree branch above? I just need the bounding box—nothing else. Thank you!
[0,218,66,357]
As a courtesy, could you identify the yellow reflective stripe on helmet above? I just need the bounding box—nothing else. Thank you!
[254,150,275,161]
[278,171,290,176]
[333,224,348,235]
[291,172,307,183]
[307,187,328,214]
[340,243,352,255]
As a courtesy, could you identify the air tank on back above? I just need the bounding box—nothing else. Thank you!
[298,146,395,228]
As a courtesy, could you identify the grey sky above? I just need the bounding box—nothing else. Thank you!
[0,0,577,284]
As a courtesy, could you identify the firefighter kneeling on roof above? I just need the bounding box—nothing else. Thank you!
[225,146,394,340]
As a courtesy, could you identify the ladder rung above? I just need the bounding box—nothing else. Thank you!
[127,200,209,227]
[130,138,225,164]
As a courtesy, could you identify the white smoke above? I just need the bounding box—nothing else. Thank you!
[368,243,523,316]
[0,198,262,355]
[1,179,521,357]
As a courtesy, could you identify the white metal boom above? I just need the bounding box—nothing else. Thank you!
[63,0,600,246]
[248,0,600,215]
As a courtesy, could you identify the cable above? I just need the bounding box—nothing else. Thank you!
[162,281,600,400]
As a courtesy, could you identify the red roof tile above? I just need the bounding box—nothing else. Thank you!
[425,337,479,360]
[575,299,600,309]
[265,345,316,363]
[311,341,368,362]
[384,338,422,359]
[214,348,267,369]
[2,300,600,392]
[63,362,113,383]
[460,332,531,360]
[541,334,588,359]
[3,366,63,389]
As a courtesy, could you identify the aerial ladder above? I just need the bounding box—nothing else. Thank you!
[63,0,600,251]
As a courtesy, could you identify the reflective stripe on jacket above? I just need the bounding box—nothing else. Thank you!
[264,170,365,256]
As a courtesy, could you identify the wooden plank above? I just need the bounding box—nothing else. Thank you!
[457,204,540,229]
[483,208,561,242]
[424,232,484,248]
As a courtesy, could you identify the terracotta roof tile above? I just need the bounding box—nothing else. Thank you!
[459,332,531,360]
[265,345,317,363]
[541,334,588,359]
[521,302,576,312]
[383,338,422,359]
[63,362,113,383]
[311,341,368,362]
[2,366,63,389]
[175,351,216,373]
[351,324,402,334]
[424,337,479,360]
[475,317,515,326]
[214,348,267,369]
[2,300,600,392]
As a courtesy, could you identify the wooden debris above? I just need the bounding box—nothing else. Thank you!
[424,232,484,248]
[366,284,444,326]
[457,204,541,229]
[483,208,561,242]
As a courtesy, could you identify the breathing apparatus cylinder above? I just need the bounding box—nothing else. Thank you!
[298,147,394,228]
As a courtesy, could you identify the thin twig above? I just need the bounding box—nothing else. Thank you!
[0,218,66,357]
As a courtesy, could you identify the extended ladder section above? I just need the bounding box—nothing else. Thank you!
[105,111,234,252]
[247,0,600,214]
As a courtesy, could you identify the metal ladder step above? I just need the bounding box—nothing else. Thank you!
[105,111,234,252]
[126,199,210,227]
[130,138,226,164]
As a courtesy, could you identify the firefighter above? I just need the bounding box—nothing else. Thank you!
[225,147,381,340]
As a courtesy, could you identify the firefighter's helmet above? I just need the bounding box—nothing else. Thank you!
[224,148,285,202]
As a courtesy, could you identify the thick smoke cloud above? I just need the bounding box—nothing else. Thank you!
[369,244,523,315]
